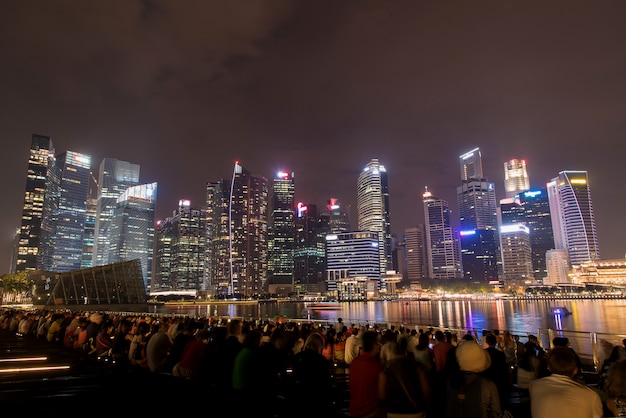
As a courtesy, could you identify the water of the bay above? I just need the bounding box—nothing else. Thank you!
[150,298,625,337]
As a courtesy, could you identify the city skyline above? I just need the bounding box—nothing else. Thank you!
[1,1,626,271]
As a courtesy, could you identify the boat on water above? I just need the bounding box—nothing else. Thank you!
[304,302,342,310]
[551,306,572,316]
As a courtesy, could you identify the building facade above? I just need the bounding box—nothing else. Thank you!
[357,159,393,278]
[503,158,530,198]
[267,170,295,295]
[423,188,462,280]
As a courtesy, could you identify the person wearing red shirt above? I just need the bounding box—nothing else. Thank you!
[349,330,384,418]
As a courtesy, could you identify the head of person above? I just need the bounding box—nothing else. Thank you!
[552,337,570,348]
[486,333,497,347]
[456,340,491,373]
[380,341,404,363]
[361,331,381,354]
[303,332,325,354]
[605,359,626,400]
[547,346,578,377]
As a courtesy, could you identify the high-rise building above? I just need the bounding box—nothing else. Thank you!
[499,224,533,282]
[153,199,206,293]
[403,226,427,286]
[81,178,98,269]
[422,188,462,280]
[547,171,600,267]
[39,150,92,273]
[108,182,157,290]
[293,202,327,295]
[323,198,351,233]
[503,159,530,198]
[206,162,268,298]
[501,189,554,282]
[457,148,500,282]
[15,134,55,272]
[357,159,393,278]
[325,231,380,299]
[92,158,140,266]
[545,249,570,285]
[267,170,295,295]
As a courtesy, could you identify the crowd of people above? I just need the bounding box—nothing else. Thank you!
[2,308,626,417]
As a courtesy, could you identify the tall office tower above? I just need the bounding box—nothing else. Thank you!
[81,178,98,269]
[457,148,499,282]
[422,188,462,280]
[547,171,600,267]
[92,158,140,266]
[293,202,328,294]
[404,226,427,286]
[267,170,295,295]
[501,189,554,282]
[499,223,533,282]
[503,159,530,198]
[153,217,174,293]
[15,134,55,272]
[324,198,351,233]
[206,162,268,298]
[108,182,157,290]
[39,151,92,272]
[152,199,206,293]
[205,179,231,296]
[325,231,380,299]
[357,159,393,277]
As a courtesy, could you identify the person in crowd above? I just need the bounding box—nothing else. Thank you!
[111,318,133,368]
[484,333,510,410]
[529,346,603,418]
[334,317,346,334]
[46,312,65,343]
[232,329,263,416]
[334,330,347,368]
[172,326,207,380]
[603,358,626,417]
[380,340,430,418]
[515,341,542,390]
[501,331,517,372]
[552,336,586,384]
[433,330,453,373]
[128,321,151,369]
[322,327,336,363]
[292,332,336,415]
[146,320,173,373]
[345,325,366,366]
[349,330,384,418]
[445,339,503,418]
[601,344,626,392]
[412,332,435,377]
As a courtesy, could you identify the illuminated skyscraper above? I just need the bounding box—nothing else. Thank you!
[457,148,499,282]
[268,170,295,295]
[323,198,351,233]
[422,188,462,280]
[15,134,55,272]
[39,150,92,272]
[403,225,428,285]
[357,159,393,277]
[109,182,157,290]
[503,159,530,198]
[547,171,600,267]
[152,199,206,293]
[293,202,327,294]
[206,162,268,298]
[92,158,140,266]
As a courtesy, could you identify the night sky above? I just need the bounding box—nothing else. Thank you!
[1,1,625,272]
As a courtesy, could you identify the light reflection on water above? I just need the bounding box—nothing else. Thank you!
[153,299,626,335]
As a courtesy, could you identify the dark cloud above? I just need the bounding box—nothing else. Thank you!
[1,0,625,269]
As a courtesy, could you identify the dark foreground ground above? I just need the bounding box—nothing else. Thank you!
[0,329,539,417]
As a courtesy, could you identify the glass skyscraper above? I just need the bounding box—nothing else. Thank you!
[503,158,530,198]
[357,159,393,277]
[547,171,600,267]
[267,170,295,294]
[92,158,140,266]
[39,150,92,273]
[108,182,157,290]
[422,188,462,280]
[16,134,55,272]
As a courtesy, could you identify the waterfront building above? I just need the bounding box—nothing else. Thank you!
[206,162,268,299]
[545,249,570,285]
[267,170,296,295]
[39,150,92,273]
[92,158,140,267]
[325,231,380,299]
[499,224,534,284]
[15,134,55,273]
[570,259,626,286]
[81,184,98,269]
[500,189,555,282]
[547,171,600,267]
[357,159,393,278]
[503,158,530,198]
[153,199,206,294]
[108,182,157,290]
[457,148,500,282]
[293,202,327,295]
[322,197,351,233]
[403,226,427,287]
[422,188,462,280]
